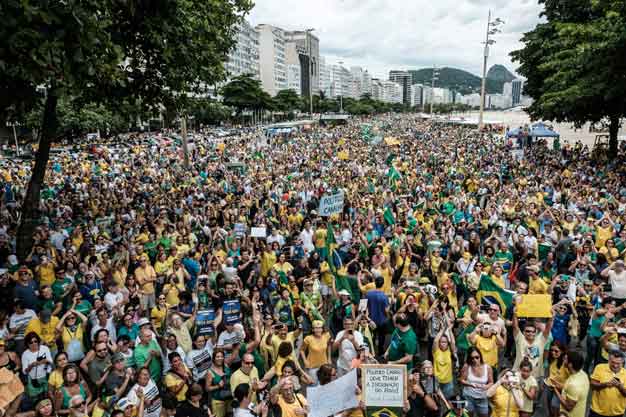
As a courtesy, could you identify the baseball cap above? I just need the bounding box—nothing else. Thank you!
[40,309,52,323]
[112,352,125,363]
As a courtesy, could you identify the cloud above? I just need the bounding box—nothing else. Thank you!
[248,0,545,78]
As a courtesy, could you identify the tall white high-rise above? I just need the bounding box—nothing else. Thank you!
[283,30,320,97]
[256,24,287,95]
[319,56,331,97]
[409,84,425,107]
[329,63,350,98]
[286,64,301,95]
[225,20,260,80]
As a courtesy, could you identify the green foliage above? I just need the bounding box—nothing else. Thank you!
[430,103,473,114]
[274,89,302,112]
[222,75,273,115]
[188,99,232,126]
[408,67,504,95]
[511,0,626,156]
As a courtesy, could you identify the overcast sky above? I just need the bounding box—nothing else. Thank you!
[249,0,544,78]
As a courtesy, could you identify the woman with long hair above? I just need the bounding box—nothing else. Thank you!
[54,364,92,415]
[21,332,53,403]
[544,341,569,417]
[206,349,231,417]
[486,369,524,417]
[47,352,68,397]
[299,320,331,385]
[127,367,161,417]
[518,359,538,417]
[55,308,88,363]
[459,347,493,417]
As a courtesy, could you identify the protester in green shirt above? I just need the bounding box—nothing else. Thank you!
[133,327,162,382]
[385,313,418,369]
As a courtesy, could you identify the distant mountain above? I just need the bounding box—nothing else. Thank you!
[486,64,516,84]
[408,67,503,95]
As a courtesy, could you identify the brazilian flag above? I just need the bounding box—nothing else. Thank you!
[476,275,515,315]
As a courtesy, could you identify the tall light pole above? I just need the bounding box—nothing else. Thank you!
[478,10,504,130]
[338,60,344,113]
[305,28,315,119]
[6,121,20,156]
[430,66,439,115]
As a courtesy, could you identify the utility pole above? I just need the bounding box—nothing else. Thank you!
[306,28,315,119]
[478,10,504,130]
[181,116,190,168]
[430,66,439,115]
[338,60,344,113]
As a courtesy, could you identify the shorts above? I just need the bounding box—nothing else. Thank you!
[464,397,489,416]
[140,293,156,310]
[320,283,330,296]
[439,381,455,399]
[306,367,319,386]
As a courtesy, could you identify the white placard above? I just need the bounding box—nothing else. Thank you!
[362,365,406,408]
[319,191,345,217]
[308,369,358,417]
[250,227,267,238]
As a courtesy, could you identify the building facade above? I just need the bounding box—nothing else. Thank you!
[329,63,351,98]
[256,24,287,95]
[283,30,320,98]
[225,20,260,80]
[511,79,523,106]
[409,83,424,107]
[286,64,301,94]
[388,70,411,105]
[319,56,331,97]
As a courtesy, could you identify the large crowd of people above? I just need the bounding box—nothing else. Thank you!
[0,114,624,417]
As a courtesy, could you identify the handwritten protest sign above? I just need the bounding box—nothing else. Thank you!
[516,294,553,318]
[308,369,358,417]
[362,364,406,408]
[319,191,344,216]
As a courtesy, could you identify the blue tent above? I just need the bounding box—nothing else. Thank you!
[530,122,559,138]
[506,123,559,138]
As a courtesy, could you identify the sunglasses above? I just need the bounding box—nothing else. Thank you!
[243,361,254,365]
[97,348,108,353]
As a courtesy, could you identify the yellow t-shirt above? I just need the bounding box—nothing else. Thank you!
[591,364,626,416]
[491,386,520,417]
[261,252,277,277]
[25,317,60,347]
[277,394,308,417]
[600,246,620,262]
[271,332,297,362]
[596,225,613,248]
[164,369,189,401]
[475,335,498,367]
[433,347,453,384]
[163,283,180,306]
[48,369,64,390]
[529,276,549,294]
[134,265,156,294]
[230,368,260,403]
[37,263,56,286]
[545,360,570,388]
[273,262,294,276]
[561,370,590,417]
[60,325,84,353]
[151,305,169,331]
[302,333,331,369]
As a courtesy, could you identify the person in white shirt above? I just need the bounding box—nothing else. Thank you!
[332,317,364,376]
[162,333,187,373]
[127,367,161,417]
[267,229,285,247]
[186,333,214,382]
[9,301,37,353]
[602,260,626,302]
[299,221,315,254]
[103,281,125,313]
[21,332,53,394]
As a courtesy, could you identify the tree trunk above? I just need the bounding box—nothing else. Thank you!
[16,89,58,259]
[181,116,190,168]
[609,114,620,158]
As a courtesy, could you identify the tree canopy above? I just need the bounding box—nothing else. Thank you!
[0,0,252,256]
[511,0,626,156]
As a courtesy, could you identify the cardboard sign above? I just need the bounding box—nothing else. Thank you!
[250,227,267,238]
[196,308,216,336]
[308,369,358,417]
[223,299,241,324]
[234,223,246,238]
[319,191,345,217]
[516,294,553,318]
[362,364,406,408]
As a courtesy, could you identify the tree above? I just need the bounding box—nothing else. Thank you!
[511,0,626,157]
[274,89,301,113]
[0,0,252,257]
[222,75,267,117]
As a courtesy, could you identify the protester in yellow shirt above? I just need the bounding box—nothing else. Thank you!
[555,351,589,417]
[299,321,331,383]
[590,351,626,417]
[163,352,193,402]
[528,267,548,294]
[469,323,505,370]
[25,309,60,353]
[433,326,455,399]
[487,370,524,417]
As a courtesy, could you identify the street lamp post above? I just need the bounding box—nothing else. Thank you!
[430,65,439,115]
[305,28,315,119]
[338,61,344,113]
[478,10,504,130]
[6,121,20,156]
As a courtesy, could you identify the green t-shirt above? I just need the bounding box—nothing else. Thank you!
[387,327,417,369]
[133,340,162,381]
[52,278,73,302]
